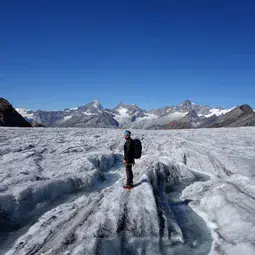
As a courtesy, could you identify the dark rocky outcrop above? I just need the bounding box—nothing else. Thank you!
[31,121,44,127]
[181,110,200,127]
[209,104,255,128]
[199,114,219,128]
[0,98,32,127]
[161,121,191,130]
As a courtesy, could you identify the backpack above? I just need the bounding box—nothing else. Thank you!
[133,139,142,159]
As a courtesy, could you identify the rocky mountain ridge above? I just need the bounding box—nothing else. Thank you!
[8,98,255,129]
[0,98,32,127]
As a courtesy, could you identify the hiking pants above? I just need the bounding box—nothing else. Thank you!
[125,164,133,185]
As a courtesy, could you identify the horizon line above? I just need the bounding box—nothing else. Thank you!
[11,99,247,112]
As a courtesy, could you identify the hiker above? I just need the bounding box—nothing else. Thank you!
[123,130,135,189]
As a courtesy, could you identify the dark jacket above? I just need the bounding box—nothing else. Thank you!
[124,137,135,164]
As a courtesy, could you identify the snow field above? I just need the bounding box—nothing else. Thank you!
[0,127,254,255]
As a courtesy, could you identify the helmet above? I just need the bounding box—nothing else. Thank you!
[124,130,131,136]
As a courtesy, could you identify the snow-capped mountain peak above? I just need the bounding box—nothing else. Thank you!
[176,100,193,112]
[113,103,146,124]
[84,100,103,110]
[14,99,255,129]
[92,100,101,108]
[114,102,143,112]
[179,99,192,106]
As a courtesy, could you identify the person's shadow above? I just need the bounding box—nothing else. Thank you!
[133,179,149,188]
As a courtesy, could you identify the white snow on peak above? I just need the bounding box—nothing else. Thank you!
[65,107,78,112]
[92,100,100,108]
[116,107,129,117]
[204,107,235,118]
[114,107,130,123]
[16,108,34,119]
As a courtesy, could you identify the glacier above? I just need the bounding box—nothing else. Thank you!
[0,127,255,255]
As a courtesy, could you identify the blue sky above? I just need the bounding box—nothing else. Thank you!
[0,0,255,110]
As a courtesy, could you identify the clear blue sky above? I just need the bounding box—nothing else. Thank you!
[1,0,255,110]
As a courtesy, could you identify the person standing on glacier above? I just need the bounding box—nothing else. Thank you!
[123,130,135,189]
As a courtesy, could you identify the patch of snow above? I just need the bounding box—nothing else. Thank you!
[117,107,129,116]
[163,111,188,120]
[83,112,96,116]
[64,116,72,120]
[15,108,35,119]
[203,107,235,118]
[135,113,158,121]
[114,107,130,122]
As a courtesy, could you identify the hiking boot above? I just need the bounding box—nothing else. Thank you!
[123,184,133,189]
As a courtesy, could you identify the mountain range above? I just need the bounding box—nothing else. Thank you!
[13,99,255,129]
